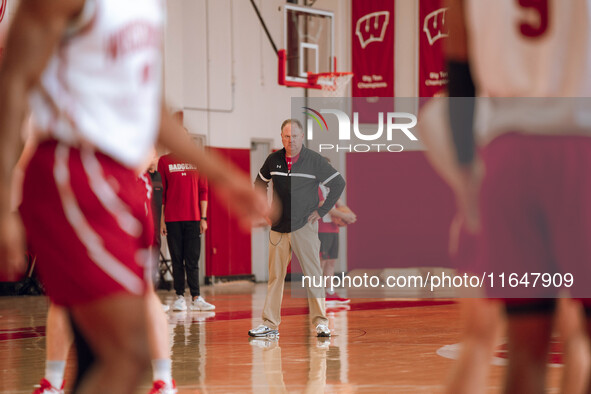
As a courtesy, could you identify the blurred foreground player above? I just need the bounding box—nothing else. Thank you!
[419,99,590,394]
[0,1,267,393]
[446,0,591,392]
[27,167,179,394]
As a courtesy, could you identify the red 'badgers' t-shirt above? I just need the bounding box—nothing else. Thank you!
[158,154,208,222]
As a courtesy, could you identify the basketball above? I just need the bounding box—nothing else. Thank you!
[330,205,355,227]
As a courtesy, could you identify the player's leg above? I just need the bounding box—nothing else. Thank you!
[321,258,336,278]
[319,233,348,304]
[70,318,96,393]
[544,136,591,393]
[446,215,503,394]
[145,288,175,392]
[478,135,558,393]
[35,303,73,393]
[70,294,150,394]
[318,233,337,279]
[503,301,555,394]
[445,299,503,394]
[21,143,153,393]
[555,298,589,394]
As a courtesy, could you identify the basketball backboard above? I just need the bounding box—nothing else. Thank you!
[279,4,334,87]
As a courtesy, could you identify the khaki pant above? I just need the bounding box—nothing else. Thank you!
[262,221,327,329]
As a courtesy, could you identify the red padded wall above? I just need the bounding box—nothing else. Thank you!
[205,148,252,277]
[346,151,455,270]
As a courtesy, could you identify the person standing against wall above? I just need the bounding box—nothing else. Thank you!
[159,145,215,312]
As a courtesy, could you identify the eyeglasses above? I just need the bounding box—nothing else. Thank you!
[281,134,302,140]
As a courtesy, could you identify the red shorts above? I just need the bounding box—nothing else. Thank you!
[20,141,153,307]
[478,133,591,304]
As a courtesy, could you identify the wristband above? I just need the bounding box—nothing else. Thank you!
[201,217,207,221]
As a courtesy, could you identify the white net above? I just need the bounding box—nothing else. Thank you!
[314,72,353,97]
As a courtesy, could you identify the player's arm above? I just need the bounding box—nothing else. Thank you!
[445,0,476,166]
[445,0,482,232]
[329,199,355,220]
[157,104,268,227]
[10,130,38,212]
[0,0,85,278]
[0,0,85,212]
[316,162,345,218]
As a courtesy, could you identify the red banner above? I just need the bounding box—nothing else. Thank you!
[352,0,395,99]
[419,0,448,97]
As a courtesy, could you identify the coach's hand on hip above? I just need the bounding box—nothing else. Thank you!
[307,210,321,224]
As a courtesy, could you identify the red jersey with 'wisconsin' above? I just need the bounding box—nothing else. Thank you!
[158,154,208,222]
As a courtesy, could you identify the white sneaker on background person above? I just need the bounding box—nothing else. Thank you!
[190,296,215,311]
[172,296,187,311]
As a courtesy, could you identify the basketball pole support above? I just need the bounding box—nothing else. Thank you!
[249,0,278,55]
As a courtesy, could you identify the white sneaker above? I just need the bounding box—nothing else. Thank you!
[172,296,187,311]
[33,379,64,394]
[190,296,215,311]
[162,304,170,312]
[316,324,331,337]
[149,379,177,394]
[248,324,279,338]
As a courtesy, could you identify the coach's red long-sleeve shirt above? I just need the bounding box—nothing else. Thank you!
[158,154,208,222]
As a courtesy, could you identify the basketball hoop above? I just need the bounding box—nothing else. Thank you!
[307,71,353,97]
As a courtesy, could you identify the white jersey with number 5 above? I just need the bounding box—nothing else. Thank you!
[29,0,164,170]
[464,0,591,142]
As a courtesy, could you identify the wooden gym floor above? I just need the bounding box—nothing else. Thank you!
[0,283,563,393]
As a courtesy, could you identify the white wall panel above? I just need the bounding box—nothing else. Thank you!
[168,0,422,149]
[164,0,184,110]
[182,0,208,109]
[207,0,233,111]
